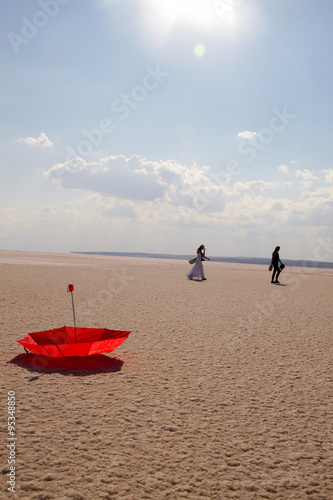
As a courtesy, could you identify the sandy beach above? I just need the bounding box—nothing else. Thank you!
[0,250,332,500]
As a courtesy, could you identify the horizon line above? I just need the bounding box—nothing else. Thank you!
[71,251,333,270]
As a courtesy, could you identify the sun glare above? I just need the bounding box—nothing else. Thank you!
[139,0,250,47]
[142,0,221,31]
[177,0,219,27]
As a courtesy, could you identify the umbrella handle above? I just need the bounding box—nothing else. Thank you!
[67,284,77,342]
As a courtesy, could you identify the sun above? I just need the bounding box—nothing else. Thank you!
[168,0,219,27]
[141,0,221,31]
[139,0,248,47]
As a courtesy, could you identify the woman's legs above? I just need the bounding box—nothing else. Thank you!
[271,266,280,282]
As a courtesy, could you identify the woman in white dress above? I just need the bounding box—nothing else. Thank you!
[186,245,210,280]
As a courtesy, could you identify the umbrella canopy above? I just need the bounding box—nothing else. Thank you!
[17,326,131,358]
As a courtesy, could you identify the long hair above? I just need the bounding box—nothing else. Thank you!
[197,244,205,252]
[273,246,280,254]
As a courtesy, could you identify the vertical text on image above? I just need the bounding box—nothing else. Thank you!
[7,391,16,493]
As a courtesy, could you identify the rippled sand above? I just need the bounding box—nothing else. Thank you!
[0,250,332,499]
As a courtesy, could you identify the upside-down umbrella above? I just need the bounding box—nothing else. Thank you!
[17,285,131,358]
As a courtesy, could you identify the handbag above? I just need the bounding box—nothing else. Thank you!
[189,257,205,264]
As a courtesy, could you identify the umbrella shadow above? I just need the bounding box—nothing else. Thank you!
[10,352,124,376]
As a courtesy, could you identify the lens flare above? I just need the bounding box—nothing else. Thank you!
[194,43,206,57]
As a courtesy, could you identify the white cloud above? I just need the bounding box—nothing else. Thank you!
[16,132,53,147]
[296,168,318,189]
[323,169,333,184]
[41,154,333,240]
[237,131,259,140]
[279,164,289,174]
[296,169,317,181]
[45,154,220,208]
[46,154,299,218]
[2,156,333,259]
[46,155,165,201]
[233,180,280,193]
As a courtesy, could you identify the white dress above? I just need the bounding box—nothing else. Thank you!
[186,252,206,280]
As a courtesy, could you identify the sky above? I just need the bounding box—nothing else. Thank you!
[1,0,333,261]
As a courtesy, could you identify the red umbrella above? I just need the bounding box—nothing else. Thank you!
[17,285,131,358]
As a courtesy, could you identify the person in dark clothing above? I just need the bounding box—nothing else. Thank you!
[270,246,282,283]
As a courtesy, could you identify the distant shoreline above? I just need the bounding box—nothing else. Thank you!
[71,251,333,270]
